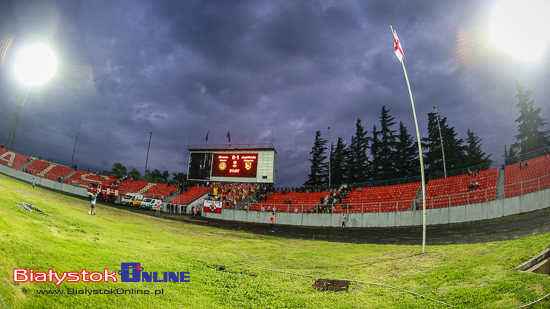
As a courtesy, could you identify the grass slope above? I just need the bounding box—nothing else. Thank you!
[1,173,550,308]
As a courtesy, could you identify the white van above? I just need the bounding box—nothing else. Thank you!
[141,198,161,210]
[121,193,136,205]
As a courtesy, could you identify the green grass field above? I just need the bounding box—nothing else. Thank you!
[1,173,550,308]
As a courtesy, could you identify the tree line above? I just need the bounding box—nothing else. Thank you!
[305,82,550,187]
[103,163,187,185]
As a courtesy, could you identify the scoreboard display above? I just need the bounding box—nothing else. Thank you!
[212,154,258,178]
[187,147,275,183]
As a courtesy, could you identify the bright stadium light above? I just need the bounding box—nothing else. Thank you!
[14,44,57,85]
[6,44,57,149]
[490,0,550,61]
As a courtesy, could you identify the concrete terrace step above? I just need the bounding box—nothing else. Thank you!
[19,157,35,171]
[138,183,156,194]
[496,170,505,200]
[61,170,77,183]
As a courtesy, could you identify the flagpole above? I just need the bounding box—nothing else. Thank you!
[391,24,427,253]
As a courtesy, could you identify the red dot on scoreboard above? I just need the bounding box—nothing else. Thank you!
[137,265,142,270]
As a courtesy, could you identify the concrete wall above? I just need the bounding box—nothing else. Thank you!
[204,188,550,228]
[0,164,88,197]
[3,162,549,228]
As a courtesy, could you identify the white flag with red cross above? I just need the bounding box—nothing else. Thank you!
[391,25,404,62]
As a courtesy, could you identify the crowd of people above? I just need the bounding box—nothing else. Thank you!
[205,182,264,209]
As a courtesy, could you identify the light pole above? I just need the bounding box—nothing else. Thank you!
[433,106,447,177]
[328,126,331,189]
[71,122,81,168]
[5,87,31,149]
[145,132,152,175]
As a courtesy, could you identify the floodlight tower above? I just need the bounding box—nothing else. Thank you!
[5,44,57,149]
[433,106,447,178]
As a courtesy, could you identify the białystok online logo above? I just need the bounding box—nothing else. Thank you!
[13,263,190,286]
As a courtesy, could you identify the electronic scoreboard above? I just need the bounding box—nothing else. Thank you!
[187,147,275,183]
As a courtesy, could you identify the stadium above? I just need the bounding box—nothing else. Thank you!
[2,1,550,308]
[2,140,550,307]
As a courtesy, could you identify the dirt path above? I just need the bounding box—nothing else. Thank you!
[107,204,550,246]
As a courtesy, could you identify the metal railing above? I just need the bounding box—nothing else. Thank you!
[504,174,550,198]
[504,147,550,166]
[244,199,413,213]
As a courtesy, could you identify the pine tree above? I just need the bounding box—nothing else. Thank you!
[330,137,347,186]
[422,112,465,175]
[344,119,369,184]
[463,129,492,167]
[503,143,519,166]
[369,125,381,181]
[377,106,398,180]
[394,121,418,178]
[304,131,328,186]
[513,82,550,153]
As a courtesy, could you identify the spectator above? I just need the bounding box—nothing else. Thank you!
[89,194,97,216]
[269,213,275,232]
[156,201,161,217]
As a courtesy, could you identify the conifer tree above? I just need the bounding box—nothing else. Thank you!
[463,129,492,167]
[330,137,347,186]
[304,131,328,186]
[422,112,465,175]
[503,143,519,166]
[344,119,369,184]
[513,82,550,153]
[377,106,398,180]
[369,125,381,181]
[394,121,418,178]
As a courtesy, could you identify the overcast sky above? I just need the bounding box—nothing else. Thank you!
[1,0,549,186]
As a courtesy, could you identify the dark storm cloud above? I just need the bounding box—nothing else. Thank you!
[0,0,548,186]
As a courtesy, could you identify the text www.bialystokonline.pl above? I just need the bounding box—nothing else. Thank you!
[37,288,165,295]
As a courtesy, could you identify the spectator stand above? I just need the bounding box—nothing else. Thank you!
[24,159,74,182]
[117,180,152,195]
[169,186,212,205]
[421,168,498,209]
[63,170,119,188]
[249,182,420,214]
[142,183,179,201]
[504,149,550,198]
[0,148,31,170]
[205,182,261,210]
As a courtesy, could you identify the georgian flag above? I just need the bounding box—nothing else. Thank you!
[391,24,404,62]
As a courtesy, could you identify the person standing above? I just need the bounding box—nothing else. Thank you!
[32,178,36,189]
[269,213,275,232]
[156,201,161,217]
[90,194,97,215]
[342,213,346,227]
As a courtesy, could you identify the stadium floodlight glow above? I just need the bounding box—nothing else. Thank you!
[14,44,57,85]
[490,0,550,61]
